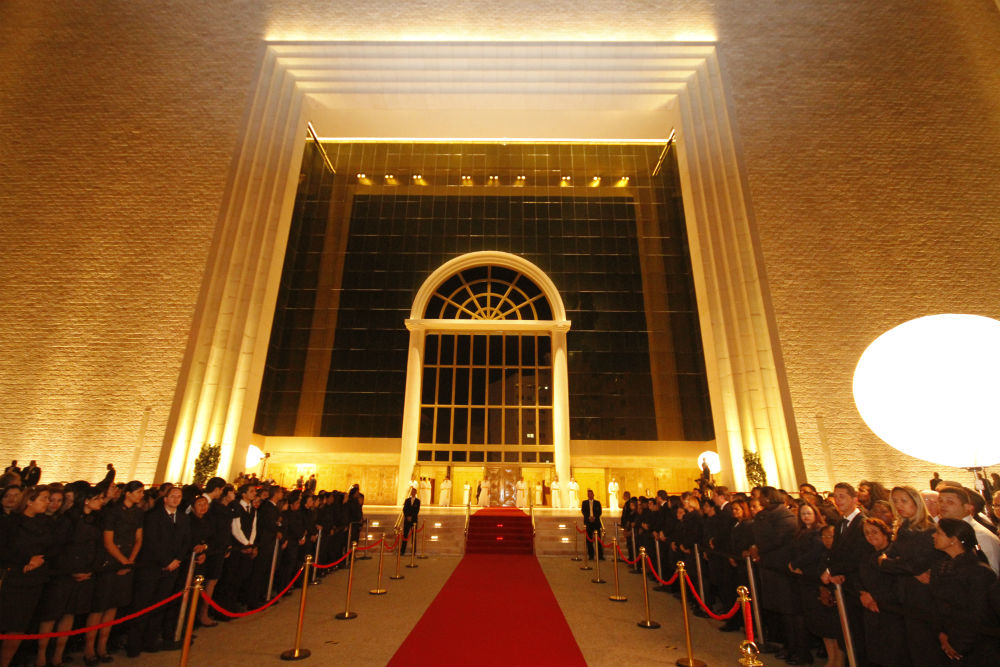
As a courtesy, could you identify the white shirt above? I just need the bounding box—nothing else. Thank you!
[964,514,1000,575]
[231,500,258,546]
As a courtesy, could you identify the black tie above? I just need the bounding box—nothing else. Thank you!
[840,518,848,534]
[169,512,175,524]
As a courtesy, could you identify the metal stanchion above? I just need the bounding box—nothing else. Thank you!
[417,519,429,559]
[579,531,593,571]
[653,540,667,591]
[358,519,372,560]
[591,531,606,583]
[609,537,627,602]
[178,575,203,667]
[744,556,777,653]
[389,529,404,580]
[736,587,763,667]
[280,557,312,661]
[630,525,641,573]
[335,542,359,620]
[833,582,858,667]
[310,530,323,585]
[173,550,197,643]
[266,539,281,600]
[369,533,387,595]
[692,544,708,617]
[406,524,419,568]
[636,547,661,629]
[571,524,583,561]
[675,561,707,667]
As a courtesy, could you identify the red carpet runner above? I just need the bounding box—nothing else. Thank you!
[386,554,586,667]
[465,507,534,554]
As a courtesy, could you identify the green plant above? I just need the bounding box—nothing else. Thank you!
[192,443,221,487]
[743,450,767,488]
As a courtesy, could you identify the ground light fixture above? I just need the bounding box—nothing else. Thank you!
[852,313,1000,469]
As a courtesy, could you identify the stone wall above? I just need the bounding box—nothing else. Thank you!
[1,1,998,488]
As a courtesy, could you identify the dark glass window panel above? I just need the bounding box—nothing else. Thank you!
[486,451,502,463]
[454,368,470,406]
[471,335,486,365]
[538,409,553,445]
[469,408,486,444]
[520,368,536,405]
[504,409,519,445]
[487,408,503,444]
[504,336,519,366]
[425,335,439,364]
[419,408,434,443]
[503,451,519,463]
[437,368,453,404]
[434,450,450,462]
[521,336,536,366]
[470,451,485,462]
[522,409,537,442]
[417,450,432,462]
[487,369,503,406]
[453,408,469,445]
[455,335,471,365]
[435,408,451,443]
[471,369,486,404]
[487,335,503,366]
[439,335,455,364]
[539,451,553,464]
[537,369,552,405]
[452,451,468,462]
[421,367,436,404]
[522,451,537,463]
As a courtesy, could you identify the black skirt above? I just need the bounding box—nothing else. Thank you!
[37,574,96,621]
[93,568,134,611]
[0,572,46,633]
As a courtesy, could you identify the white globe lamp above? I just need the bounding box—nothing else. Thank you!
[697,450,722,475]
[245,444,266,470]
[852,314,1000,469]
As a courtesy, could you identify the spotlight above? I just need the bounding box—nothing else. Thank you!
[384,174,398,185]
[356,172,371,185]
[589,176,601,187]
[461,175,473,186]
[514,175,526,187]
[559,175,572,187]
[615,176,630,187]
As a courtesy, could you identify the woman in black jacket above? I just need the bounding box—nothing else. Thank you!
[35,486,107,667]
[858,517,909,667]
[751,487,802,663]
[788,500,832,665]
[929,518,1000,666]
[0,485,53,667]
[879,485,945,666]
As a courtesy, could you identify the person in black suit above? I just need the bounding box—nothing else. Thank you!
[126,486,192,656]
[20,460,41,487]
[248,485,282,606]
[822,482,871,667]
[217,484,257,612]
[581,489,604,560]
[401,486,420,555]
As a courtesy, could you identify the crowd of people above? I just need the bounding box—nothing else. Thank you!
[619,477,1000,667]
[0,461,367,667]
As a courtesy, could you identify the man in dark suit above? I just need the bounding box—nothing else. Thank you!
[822,482,871,667]
[20,460,41,487]
[127,486,192,656]
[249,485,283,607]
[401,486,420,555]
[581,489,604,560]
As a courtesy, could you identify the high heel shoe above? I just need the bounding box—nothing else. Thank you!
[83,656,99,667]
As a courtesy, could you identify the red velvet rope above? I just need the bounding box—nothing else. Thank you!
[644,556,680,587]
[200,567,303,618]
[313,551,351,570]
[743,599,754,643]
[0,590,185,640]
[616,542,641,565]
[356,537,386,551]
[682,572,741,620]
[575,525,586,534]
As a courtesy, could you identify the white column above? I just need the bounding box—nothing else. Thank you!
[551,322,572,509]
[397,320,426,504]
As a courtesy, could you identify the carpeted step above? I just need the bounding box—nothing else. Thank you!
[465,508,535,555]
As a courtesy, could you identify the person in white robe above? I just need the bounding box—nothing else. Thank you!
[418,477,432,505]
[478,479,490,507]
[550,477,562,508]
[567,477,580,507]
[515,477,527,507]
[607,478,620,515]
[439,477,452,507]
[534,481,543,507]
[462,481,471,506]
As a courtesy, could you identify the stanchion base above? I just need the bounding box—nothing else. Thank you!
[609,594,628,601]
[280,648,312,661]
[637,620,661,629]
[309,580,321,586]
[579,564,593,571]
[369,588,387,595]
[388,575,405,580]
[417,555,429,559]
[676,658,706,667]
[570,556,583,561]
[405,564,419,569]
[591,577,607,584]
[335,611,358,620]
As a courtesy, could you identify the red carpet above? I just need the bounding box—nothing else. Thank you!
[386,555,586,667]
[465,507,534,554]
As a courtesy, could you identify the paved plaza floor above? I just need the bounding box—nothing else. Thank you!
[129,553,750,667]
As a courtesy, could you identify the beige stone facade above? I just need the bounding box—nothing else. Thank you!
[2,1,999,490]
